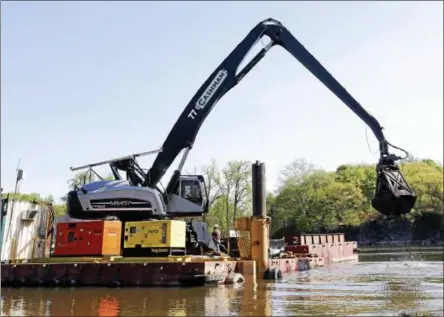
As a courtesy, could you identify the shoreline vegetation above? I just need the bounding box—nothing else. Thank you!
[2,157,443,245]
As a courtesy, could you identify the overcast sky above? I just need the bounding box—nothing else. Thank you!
[1,1,443,202]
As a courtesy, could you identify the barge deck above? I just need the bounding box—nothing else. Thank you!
[1,241,357,288]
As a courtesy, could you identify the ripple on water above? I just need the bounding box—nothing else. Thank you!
[268,259,443,316]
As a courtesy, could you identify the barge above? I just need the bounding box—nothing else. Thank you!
[1,223,356,288]
[1,255,326,287]
[1,212,357,288]
[1,162,358,288]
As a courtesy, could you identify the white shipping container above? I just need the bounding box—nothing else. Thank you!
[1,199,53,262]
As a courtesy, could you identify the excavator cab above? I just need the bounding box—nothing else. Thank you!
[177,175,209,213]
[372,162,417,216]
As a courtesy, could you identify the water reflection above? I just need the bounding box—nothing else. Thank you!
[1,254,442,316]
[98,296,119,317]
[382,280,426,311]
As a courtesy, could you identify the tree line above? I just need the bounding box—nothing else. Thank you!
[199,157,443,240]
[267,158,443,243]
[1,170,114,218]
[2,158,442,241]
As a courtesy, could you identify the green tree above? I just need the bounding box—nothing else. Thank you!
[335,164,377,205]
[1,192,53,204]
[205,195,234,235]
[197,160,252,232]
[61,171,115,202]
[274,165,369,232]
[400,160,443,215]
[199,159,222,209]
[67,171,115,190]
[277,157,316,191]
[274,170,332,232]
[266,192,276,216]
[216,160,252,229]
[53,204,67,218]
[320,181,366,227]
[226,160,252,225]
[1,191,67,218]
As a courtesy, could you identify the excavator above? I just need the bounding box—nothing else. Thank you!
[66,18,417,224]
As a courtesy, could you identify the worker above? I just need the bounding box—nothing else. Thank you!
[212,224,221,244]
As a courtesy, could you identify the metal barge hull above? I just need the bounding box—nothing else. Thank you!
[1,256,326,287]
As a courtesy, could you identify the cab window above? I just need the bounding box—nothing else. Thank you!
[180,179,203,206]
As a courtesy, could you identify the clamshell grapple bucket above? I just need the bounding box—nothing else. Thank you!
[372,163,417,216]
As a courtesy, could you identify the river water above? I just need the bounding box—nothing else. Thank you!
[1,252,443,316]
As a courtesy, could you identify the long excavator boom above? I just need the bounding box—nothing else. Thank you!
[143,18,416,216]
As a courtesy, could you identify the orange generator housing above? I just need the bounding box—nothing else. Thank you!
[54,220,122,257]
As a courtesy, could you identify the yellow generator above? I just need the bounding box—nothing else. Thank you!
[122,220,186,257]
